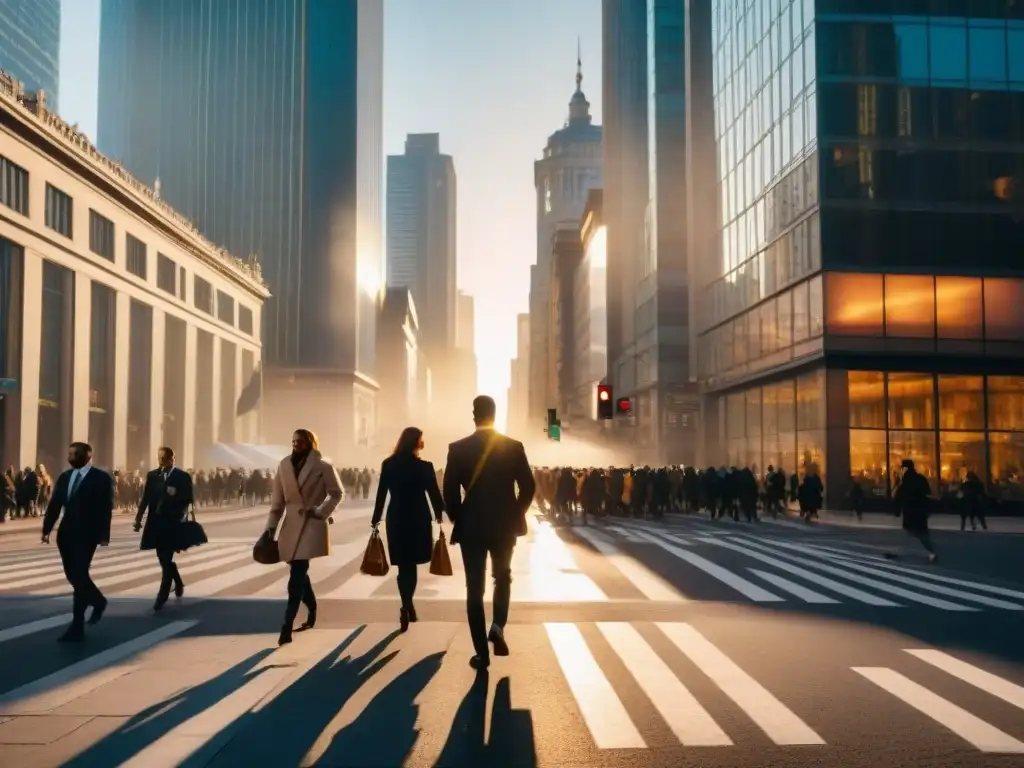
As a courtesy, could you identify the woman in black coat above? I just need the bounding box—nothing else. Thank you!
[371,427,445,632]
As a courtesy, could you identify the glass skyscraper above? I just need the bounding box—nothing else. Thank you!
[97,0,384,452]
[0,0,60,110]
[695,0,1024,508]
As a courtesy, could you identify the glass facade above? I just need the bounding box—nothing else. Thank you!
[0,0,60,109]
[98,0,383,376]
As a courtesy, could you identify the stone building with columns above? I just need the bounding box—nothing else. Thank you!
[0,75,267,472]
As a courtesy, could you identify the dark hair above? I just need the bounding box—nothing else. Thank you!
[293,429,319,451]
[159,446,175,459]
[392,427,423,457]
[473,395,496,425]
[69,442,93,455]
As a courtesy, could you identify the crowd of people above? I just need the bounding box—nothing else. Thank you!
[1,463,378,522]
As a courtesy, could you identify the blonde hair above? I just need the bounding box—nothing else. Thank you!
[294,429,319,452]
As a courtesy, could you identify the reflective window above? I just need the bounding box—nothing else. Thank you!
[983,278,1024,341]
[747,387,762,437]
[894,24,929,81]
[778,379,796,433]
[763,383,778,435]
[1009,28,1024,82]
[809,275,824,337]
[938,376,985,431]
[727,392,745,438]
[930,24,967,83]
[796,369,825,431]
[798,430,825,480]
[969,26,1007,83]
[850,429,888,498]
[935,277,982,339]
[988,376,1024,431]
[888,372,935,430]
[849,371,885,429]
[825,273,884,336]
[940,432,986,487]
[761,299,778,355]
[889,430,937,494]
[747,310,761,361]
[989,432,1024,502]
[790,283,806,342]
[884,274,934,338]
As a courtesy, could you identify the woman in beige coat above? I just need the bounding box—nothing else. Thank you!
[261,429,344,646]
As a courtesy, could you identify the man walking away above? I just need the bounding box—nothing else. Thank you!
[443,395,535,672]
[41,442,114,642]
[886,459,937,563]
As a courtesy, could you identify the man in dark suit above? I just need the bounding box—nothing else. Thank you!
[443,395,536,671]
[134,446,194,610]
[41,442,115,642]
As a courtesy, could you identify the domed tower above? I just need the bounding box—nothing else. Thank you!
[527,47,603,427]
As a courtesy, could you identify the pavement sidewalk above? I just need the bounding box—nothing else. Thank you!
[0,503,250,536]
[800,509,1024,533]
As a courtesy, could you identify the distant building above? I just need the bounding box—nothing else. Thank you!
[0,0,59,111]
[575,190,607,423]
[376,288,423,446]
[386,133,457,361]
[456,290,475,352]
[507,313,531,436]
[529,54,602,429]
[0,77,267,472]
[549,223,583,421]
[454,290,477,405]
[96,0,384,459]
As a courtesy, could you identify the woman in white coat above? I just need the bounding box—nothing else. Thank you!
[261,429,344,645]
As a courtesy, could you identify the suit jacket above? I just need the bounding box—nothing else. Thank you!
[372,454,444,566]
[42,466,115,546]
[443,428,535,546]
[136,467,195,551]
[264,451,344,563]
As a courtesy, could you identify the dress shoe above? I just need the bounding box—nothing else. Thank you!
[57,626,85,643]
[153,594,168,612]
[399,607,410,633]
[298,609,317,631]
[278,625,293,646]
[88,599,107,625]
[488,625,509,657]
[408,604,418,622]
[469,654,490,671]
[174,582,185,598]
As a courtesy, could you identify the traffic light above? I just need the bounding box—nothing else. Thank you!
[546,408,561,441]
[597,384,613,420]
[547,408,557,428]
[616,397,633,416]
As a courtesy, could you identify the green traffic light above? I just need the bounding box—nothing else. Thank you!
[547,425,561,441]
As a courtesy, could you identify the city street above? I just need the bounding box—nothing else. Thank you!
[0,502,1022,766]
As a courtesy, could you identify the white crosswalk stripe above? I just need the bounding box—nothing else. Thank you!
[0,615,1021,756]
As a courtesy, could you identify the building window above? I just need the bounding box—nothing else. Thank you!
[938,376,984,431]
[988,376,1024,432]
[983,278,1024,341]
[849,371,885,429]
[939,432,986,487]
[989,432,1024,501]
[850,429,888,498]
[825,272,883,336]
[178,266,186,300]
[0,156,29,215]
[239,306,253,335]
[157,254,177,295]
[89,211,114,260]
[44,184,73,238]
[194,276,213,314]
[887,373,934,430]
[216,290,234,325]
[884,274,934,338]
[125,234,147,279]
[889,430,937,493]
[935,277,982,339]
[796,369,825,431]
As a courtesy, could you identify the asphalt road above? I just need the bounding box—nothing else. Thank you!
[0,504,1022,767]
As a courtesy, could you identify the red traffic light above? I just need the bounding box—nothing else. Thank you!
[616,397,632,414]
[598,388,610,402]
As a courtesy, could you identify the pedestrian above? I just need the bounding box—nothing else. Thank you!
[886,458,938,563]
[40,442,114,642]
[258,429,345,646]
[371,426,445,632]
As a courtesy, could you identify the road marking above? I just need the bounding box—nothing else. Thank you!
[746,569,839,603]
[631,530,784,602]
[853,667,1024,753]
[743,538,1023,610]
[699,538,899,606]
[252,541,367,597]
[658,622,824,745]
[572,527,684,602]
[0,614,71,645]
[117,629,354,767]
[0,550,156,587]
[596,622,731,746]
[50,549,251,596]
[604,525,645,542]
[0,621,198,715]
[545,622,645,749]
[905,650,1024,711]
[728,537,976,611]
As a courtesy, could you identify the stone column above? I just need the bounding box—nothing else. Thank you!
[148,308,166,460]
[181,322,197,468]
[71,272,92,442]
[16,250,42,467]
[110,291,131,469]
[210,334,221,443]
[234,343,245,442]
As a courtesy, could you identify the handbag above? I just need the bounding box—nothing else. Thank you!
[429,529,453,576]
[175,506,208,552]
[360,529,390,576]
[253,529,280,565]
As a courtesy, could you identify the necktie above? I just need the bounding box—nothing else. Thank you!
[68,471,82,499]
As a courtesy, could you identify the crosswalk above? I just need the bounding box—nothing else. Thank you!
[1,511,1022,612]
[0,614,1021,762]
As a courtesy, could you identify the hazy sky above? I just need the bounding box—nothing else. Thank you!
[58,0,602,429]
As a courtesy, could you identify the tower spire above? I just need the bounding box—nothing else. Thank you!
[576,37,583,92]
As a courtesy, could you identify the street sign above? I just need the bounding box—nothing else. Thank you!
[547,424,561,441]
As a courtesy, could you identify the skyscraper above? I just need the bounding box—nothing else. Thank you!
[386,133,457,359]
[529,57,602,426]
[0,0,60,110]
[96,0,384,456]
